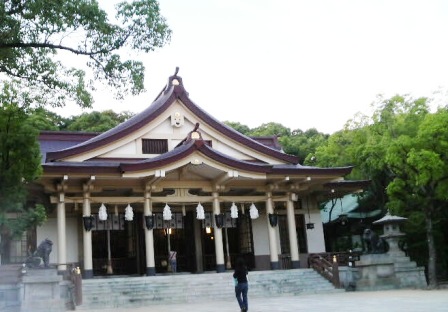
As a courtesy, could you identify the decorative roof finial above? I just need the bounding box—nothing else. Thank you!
[193,122,199,132]
[174,66,179,76]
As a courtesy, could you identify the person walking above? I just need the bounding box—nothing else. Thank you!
[169,250,177,273]
[233,257,249,312]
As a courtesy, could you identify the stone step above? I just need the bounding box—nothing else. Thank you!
[77,269,341,310]
[0,265,22,284]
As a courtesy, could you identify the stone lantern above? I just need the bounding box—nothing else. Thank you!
[372,211,407,256]
[354,210,427,290]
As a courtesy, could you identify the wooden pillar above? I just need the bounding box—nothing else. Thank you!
[286,193,300,268]
[194,214,204,272]
[82,189,93,278]
[212,192,225,272]
[144,192,156,276]
[57,190,67,273]
[266,191,279,269]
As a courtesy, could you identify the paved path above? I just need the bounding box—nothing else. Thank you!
[83,289,448,312]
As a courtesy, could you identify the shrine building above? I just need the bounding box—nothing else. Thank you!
[30,71,366,278]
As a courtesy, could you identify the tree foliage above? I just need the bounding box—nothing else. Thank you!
[314,94,448,287]
[224,121,330,164]
[28,107,68,130]
[64,109,135,132]
[385,107,448,288]
[0,82,46,243]
[284,128,329,165]
[223,121,251,136]
[248,122,291,137]
[0,0,171,108]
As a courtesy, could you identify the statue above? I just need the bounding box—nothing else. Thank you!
[362,229,387,254]
[26,238,53,268]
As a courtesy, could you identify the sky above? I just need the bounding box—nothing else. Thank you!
[56,0,448,134]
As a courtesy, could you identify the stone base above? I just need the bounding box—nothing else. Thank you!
[20,268,66,312]
[355,253,427,291]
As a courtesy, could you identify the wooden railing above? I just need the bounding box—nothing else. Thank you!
[308,251,361,288]
[308,253,341,288]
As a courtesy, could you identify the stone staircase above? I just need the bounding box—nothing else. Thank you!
[77,269,342,310]
[0,265,22,312]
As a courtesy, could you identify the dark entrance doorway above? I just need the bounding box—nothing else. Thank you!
[91,213,142,276]
[202,211,255,271]
[152,211,195,273]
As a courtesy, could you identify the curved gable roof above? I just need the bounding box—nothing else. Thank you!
[46,73,299,164]
[120,139,351,176]
[42,138,352,177]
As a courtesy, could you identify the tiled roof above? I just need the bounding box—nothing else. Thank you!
[45,73,298,164]
[42,138,352,177]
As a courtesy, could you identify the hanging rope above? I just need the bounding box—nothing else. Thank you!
[230,202,238,219]
[249,203,259,219]
[98,203,108,221]
[124,204,134,221]
[196,203,205,220]
[163,203,172,221]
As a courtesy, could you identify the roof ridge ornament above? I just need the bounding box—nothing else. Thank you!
[188,123,204,142]
[164,66,186,94]
[175,123,204,148]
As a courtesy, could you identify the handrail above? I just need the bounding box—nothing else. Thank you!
[308,253,340,288]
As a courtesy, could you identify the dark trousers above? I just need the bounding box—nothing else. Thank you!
[235,282,248,310]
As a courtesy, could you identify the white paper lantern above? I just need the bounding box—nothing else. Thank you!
[124,204,134,221]
[98,203,108,221]
[163,203,172,221]
[196,203,205,220]
[230,202,238,219]
[249,203,259,219]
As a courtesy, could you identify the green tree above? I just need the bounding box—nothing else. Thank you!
[314,94,448,287]
[248,122,290,137]
[0,0,171,108]
[223,121,251,135]
[0,82,46,262]
[224,121,329,164]
[386,108,448,288]
[65,110,135,132]
[28,107,69,130]
[282,128,329,164]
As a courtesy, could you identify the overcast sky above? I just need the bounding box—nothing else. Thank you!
[57,0,448,134]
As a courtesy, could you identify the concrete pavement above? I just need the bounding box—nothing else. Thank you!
[82,289,448,312]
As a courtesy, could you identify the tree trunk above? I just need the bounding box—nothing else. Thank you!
[425,210,438,288]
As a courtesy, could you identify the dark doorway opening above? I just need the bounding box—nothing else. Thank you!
[91,213,141,276]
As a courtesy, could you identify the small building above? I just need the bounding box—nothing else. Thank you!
[321,194,382,252]
[15,71,366,278]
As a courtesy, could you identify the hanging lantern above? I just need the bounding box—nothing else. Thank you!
[124,204,134,221]
[306,197,314,230]
[214,213,224,228]
[144,215,155,230]
[98,203,108,221]
[196,203,205,220]
[306,223,315,229]
[338,197,348,226]
[249,203,259,219]
[230,202,238,219]
[268,213,278,227]
[163,203,172,221]
[82,215,95,231]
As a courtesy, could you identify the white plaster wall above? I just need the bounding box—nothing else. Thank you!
[106,140,136,155]
[305,210,326,253]
[214,142,256,161]
[252,214,271,256]
[37,217,80,265]
[147,118,175,135]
